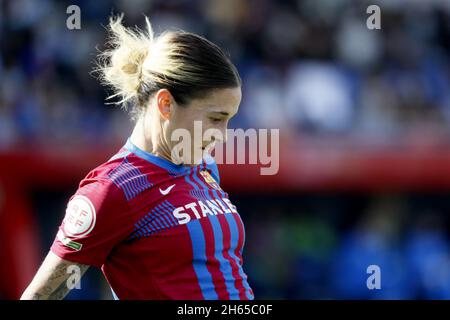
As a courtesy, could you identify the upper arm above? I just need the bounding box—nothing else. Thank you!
[20,251,89,300]
[50,179,134,268]
[23,178,133,300]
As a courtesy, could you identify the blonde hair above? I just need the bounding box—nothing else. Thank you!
[96,14,241,120]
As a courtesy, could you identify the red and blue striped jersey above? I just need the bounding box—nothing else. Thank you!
[50,138,254,300]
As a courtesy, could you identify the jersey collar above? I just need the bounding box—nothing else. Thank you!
[124,138,204,174]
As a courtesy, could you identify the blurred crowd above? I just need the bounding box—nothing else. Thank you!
[2,0,450,148]
[243,194,450,299]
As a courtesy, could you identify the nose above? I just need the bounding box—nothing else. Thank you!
[204,124,228,147]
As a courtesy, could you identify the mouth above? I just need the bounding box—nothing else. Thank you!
[202,144,214,152]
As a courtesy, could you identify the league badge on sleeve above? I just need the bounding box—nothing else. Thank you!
[63,195,97,238]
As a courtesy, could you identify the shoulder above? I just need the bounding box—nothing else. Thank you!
[81,154,155,203]
[62,159,140,240]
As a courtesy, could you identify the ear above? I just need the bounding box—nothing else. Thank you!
[155,89,173,120]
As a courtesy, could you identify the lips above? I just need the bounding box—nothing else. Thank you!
[202,142,216,151]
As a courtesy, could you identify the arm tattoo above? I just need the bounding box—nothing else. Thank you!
[30,263,89,300]
[48,262,71,281]
[31,293,42,300]
[47,281,71,300]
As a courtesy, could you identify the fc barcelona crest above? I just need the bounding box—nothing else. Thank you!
[200,170,221,190]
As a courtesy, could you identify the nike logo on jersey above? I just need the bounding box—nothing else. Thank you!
[159,184,176,195]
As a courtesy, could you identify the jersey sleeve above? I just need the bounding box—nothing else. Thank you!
[50,178,133,268]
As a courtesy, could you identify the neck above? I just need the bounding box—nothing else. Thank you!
[129,116,174,163]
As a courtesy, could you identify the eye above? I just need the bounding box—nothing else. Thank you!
[209,117,224,123]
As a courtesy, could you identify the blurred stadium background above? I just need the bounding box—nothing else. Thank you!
[1,0,450,299]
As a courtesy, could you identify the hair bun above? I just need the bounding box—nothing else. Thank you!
[95,14,154,108]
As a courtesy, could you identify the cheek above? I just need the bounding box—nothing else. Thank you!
[166,121,199,151]
[167,112,191,140]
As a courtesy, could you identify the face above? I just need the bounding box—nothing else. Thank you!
[159,87,241,165]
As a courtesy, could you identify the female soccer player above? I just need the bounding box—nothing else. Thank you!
[21,15,254,300]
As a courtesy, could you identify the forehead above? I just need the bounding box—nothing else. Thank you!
[189,87,241,114]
